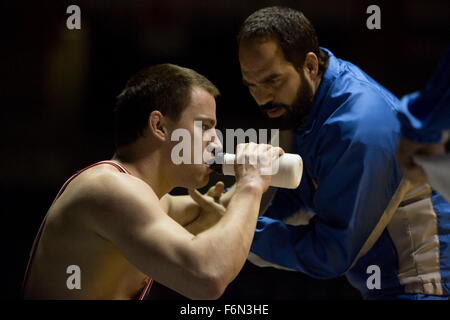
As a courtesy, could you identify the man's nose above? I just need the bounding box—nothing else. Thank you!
[211,131,223,152]
[205,129,222,152]
[253,86,274,106]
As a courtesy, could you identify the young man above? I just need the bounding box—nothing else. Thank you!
[234,7,450,300]
[23,64,283,300]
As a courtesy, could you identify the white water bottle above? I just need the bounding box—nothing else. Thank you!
[209,153,303,189]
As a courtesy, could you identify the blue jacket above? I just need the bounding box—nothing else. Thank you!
[398,46,450,143]
[250,48,450,299]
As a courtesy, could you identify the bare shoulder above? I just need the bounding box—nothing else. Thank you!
[76,165,158,208]
[68,165,165,236]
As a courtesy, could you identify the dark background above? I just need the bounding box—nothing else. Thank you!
[1,0,449,300]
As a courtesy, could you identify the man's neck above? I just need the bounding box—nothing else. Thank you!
[111,149,173,199]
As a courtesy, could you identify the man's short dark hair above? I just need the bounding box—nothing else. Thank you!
[238,6,327,75]
[114,64,219,147]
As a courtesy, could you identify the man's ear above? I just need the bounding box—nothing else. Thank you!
[148,110,168,141]
[303,52,319,79]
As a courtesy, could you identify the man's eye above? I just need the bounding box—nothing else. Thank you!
[248,85,257,93]
[269,78,281,85]
[203,125,211,131]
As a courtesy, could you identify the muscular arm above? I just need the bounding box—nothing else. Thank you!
[161,184,225,234]
[160,194,201,227]
[82,171,264,300]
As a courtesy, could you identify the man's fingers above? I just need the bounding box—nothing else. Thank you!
[212,181,225,198]
[188,187,226,216]
[273,146,284,157]
[205,181,225,202]
[206,181,224,196]
[188,188,213,209]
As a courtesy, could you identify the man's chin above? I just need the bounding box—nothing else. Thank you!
[190,173,210,189]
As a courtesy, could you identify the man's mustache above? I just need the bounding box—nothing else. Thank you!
[259,102,289,113]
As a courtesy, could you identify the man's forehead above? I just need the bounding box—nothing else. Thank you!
[186,87,216,118]
[239,38,285,79]
[241,58,275,77]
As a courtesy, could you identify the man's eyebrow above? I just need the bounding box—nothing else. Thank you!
[196,116,216,127]
[261,73,281,83]
[242,73,281,86]
[242,78,254,87]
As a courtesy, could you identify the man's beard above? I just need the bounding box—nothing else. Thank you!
[260,75,315,131]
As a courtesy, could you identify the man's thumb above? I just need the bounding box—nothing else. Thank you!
[188,188,212,209]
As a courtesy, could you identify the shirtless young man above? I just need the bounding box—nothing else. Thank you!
[23,64,283,300]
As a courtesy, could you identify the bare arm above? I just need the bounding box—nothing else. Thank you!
[83,143,282,299]
[160,194,201,227]
[218,184,276,216]
[160,182,225,233]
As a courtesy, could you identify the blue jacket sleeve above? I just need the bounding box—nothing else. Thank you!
[251,91,402,279]
[398,46,450,143]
